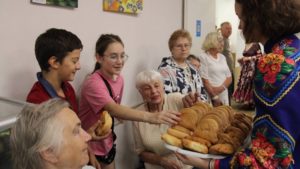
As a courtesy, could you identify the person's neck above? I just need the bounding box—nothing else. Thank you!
[99,69,118,81]
[42,71,63,92]
[146,102,163,112]
[173,58,187,68]
[208,49,218,58]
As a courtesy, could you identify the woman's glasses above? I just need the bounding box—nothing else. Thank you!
[174,43,192,49]
[104,53,129,62]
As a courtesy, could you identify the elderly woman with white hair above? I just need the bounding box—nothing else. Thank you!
[10,99,92,169]
[199,32,232,106]
[132,70,195,169]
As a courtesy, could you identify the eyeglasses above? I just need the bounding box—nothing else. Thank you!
[174,43,192,49]
[104,53,129,62]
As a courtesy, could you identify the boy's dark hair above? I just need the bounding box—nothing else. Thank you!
[187,54,200,62]
[93,34,123,72]
[35,28,83,71]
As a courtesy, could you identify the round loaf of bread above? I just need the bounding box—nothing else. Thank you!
[161,133,183,148]
[167,128,190,139]
[182,138,208,154]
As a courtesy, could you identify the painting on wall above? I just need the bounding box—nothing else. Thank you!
[31,0,78,8]
[103,0,143,14]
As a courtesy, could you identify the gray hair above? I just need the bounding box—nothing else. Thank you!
[10,98,69,169]
[135,70,163,89]
[202,31,223,51]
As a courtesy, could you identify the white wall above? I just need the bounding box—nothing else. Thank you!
[215,0,245,62]
[0,0,182,168]
[183,0,216,55]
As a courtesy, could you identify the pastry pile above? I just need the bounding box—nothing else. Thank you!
[161,102,252,155]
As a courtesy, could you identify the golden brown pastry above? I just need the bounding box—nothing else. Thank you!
[194,129,219,144]
[96,111,112,136]
[172,125,192,135]
[178,108,198,130]
[161,133,183,148]
[182,138,208,154]
[190,136,212,147]
[167,128,190,139]
[209,143,234,155]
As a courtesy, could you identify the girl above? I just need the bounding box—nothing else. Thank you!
[78,34,181,169]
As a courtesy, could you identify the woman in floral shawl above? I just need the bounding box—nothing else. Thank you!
[176,0,300,168]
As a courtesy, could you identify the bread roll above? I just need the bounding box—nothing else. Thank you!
[182,138,208,154]
[178,108,198,130]
[172,125,192,135]
[209,143,234,155]
[96,111,112,136]
[161,133,182,148]
[167,128,190,139]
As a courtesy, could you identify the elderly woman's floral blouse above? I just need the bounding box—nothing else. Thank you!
[158,56,207,101]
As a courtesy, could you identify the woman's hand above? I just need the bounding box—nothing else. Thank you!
[182,92,199,108]
[212,98,223,107]
[211,86,225,95]
[160,156,183,169]
[87,120,112,141]
[175,153,209,169]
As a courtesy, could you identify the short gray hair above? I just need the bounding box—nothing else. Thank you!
[10,98,69,169]
[135,70,163,89]
[202,32,223,51]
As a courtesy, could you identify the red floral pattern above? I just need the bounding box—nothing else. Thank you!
[256,53,295,90]
[233,132,294,169]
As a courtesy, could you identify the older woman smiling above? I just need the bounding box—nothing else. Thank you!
[132,70,197,169]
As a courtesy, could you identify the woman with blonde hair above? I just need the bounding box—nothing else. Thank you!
[199,32,232,106]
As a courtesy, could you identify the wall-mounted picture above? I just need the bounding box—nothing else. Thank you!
[103,0,143,14]
[31,0,78,8]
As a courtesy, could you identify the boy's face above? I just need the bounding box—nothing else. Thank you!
[57,49,81,82]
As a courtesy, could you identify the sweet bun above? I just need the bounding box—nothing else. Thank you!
[182,138,208,154]
[172,125,192,135]
[167,128,190,139]
[161,133,182,148]
[209,143,234,155]
[178,108,198,130]
[96,111,112,136]
[191,136,212,147]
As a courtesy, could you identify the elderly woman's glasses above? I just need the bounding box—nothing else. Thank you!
[104,53,129,62]
[174,43,191,49]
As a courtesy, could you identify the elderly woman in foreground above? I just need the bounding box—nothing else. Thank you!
[132,70,196,169]
[10,99,91,169]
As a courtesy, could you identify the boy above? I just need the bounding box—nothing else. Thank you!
[26,28,82,113]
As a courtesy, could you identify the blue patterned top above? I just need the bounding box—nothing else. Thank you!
[220,33,300,169]
[158,56,207,101]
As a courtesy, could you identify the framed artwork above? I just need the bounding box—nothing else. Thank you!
[31,0,78,8]
[103,0,143,14]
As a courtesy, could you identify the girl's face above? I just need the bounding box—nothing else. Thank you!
[97,42,127,79]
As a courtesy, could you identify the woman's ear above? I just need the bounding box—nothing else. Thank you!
[40,148,58,164]
[48,56,60,69]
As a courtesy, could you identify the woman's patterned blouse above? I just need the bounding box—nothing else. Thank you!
[158,57,207,101]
